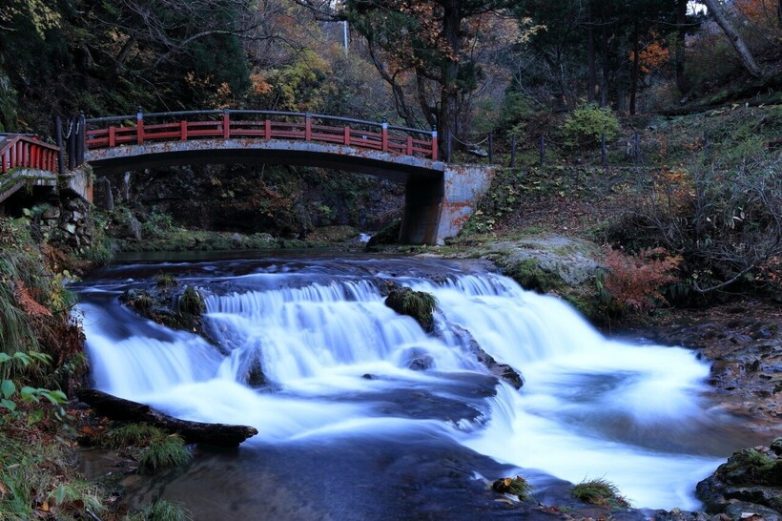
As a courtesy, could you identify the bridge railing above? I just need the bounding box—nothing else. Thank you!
[0,134,60,175]
[85,110,439,161]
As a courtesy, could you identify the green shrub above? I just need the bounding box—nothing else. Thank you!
[491,475,531,501]
[178,286,205,316]
[139,434,191,474]
[571,478,628,507]
[102,423,165,448]
[126,499,191,521]
[563,104,620,148]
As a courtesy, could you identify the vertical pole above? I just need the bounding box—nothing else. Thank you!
[342,20,349,58]
[108,126,116,148]
[381,120,389,153]
[431,129,438,161]
[539,135,545,167]
[68,117,76,170]
[344,126,351,146]
[446,130,452,163]
[136,108,145,145]
[223,110,230,139]
[601,133,608,168]
[55,115,65,175]
[304,113,312,141]
[406,136,413,156]
[488,131,494,163]
[77,113,86,165]
[509,135,517,168]
[265,119,272,140]
[180,120,188,141]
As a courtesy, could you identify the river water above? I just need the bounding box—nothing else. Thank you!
[75,253,755,519]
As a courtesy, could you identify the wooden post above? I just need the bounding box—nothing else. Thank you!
[55,115,65,175]
[446,130,452,163]
[406,136,413,155]
[539,135,545,167]
[344,126,351,146]
[431,130,438,161]
[304,113,312,141]
[136,109,145,145]
[77,113,86,165]
[108,126,116,148]
[488,131,494,163]
[68,117,77,169]
[223,110,231,139]
[381,121,389,152]
[601,133,608,168]
[265,119,272,140]
[509,135,517,168]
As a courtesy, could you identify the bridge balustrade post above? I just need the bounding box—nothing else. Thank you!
[344,126,351,146]
[381,120,389,153]
[136,108,145,145]
[55,115,65,175]
[406,136,413,155]
[223,110,230,139]
[265,119,272,140]
[77,113,86,165]
[180,120,188,141]
[304,113,312,141]
[431,129,438,161]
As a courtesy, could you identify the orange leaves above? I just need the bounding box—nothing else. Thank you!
[603,247,682,312]
[628,36,670,74]
[13,280,52,317]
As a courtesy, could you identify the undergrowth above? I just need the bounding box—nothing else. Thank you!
[571,478,629,508]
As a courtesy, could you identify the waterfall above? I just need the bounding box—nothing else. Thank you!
[78,259,727,510]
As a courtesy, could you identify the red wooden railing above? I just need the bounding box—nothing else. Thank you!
[0,134,60,175]
[85,110,439,161]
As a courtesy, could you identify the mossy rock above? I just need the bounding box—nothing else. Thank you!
[385,287,437,333]
[178,286,205,316]
[366,220,401,249]
[503,258,563,293]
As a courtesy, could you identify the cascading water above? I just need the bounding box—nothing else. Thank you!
[76,255,745,516]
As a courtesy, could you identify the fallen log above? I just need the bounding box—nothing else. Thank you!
[77,389,258,447]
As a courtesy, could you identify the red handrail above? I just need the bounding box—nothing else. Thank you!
[85,111,439,161]
[0,135,60,175]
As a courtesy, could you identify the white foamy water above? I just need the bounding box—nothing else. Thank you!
[79,262,725,510]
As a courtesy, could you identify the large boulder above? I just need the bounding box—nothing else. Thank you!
[385,286,437,333]
[697,440,782,518]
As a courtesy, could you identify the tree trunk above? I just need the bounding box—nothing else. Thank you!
[438,0,461,162]
[675,0,690,94]
[629,19,640,115]
[600,28,610,107]
[778,0,782,25]
[702,0,764,78]
[78,389,258,447]
[586,2,597,102]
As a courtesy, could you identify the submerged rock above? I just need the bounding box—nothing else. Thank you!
[449,325,523,389]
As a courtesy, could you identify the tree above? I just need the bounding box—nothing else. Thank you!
[701,0,764,78]
[296,0,516,159]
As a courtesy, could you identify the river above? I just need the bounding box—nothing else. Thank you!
[74,252,757,519]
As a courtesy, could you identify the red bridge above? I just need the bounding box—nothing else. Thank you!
[0,110,492,244]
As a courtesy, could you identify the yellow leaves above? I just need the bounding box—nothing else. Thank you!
[0,0,61,37]
[250,73,273,95]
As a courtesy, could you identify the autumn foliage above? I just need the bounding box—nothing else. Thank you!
[602,247,682,312]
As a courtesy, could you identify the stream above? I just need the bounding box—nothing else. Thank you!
[74,252,758,519]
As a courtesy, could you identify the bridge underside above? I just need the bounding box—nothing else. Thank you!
[86,140,492,244]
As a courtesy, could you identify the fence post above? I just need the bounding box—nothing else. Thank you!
[431,129,438,161]
[488,131,494,163]
[539,135,545,167]
[601,133,608,168]
[55,115,65,175]
[78,112,86,165]
[136,108,145,145]
[509,135,517,168]
[223,110,231,139]
[68,116,77,170]
[304,112,312,141]
[381,120,389,152]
